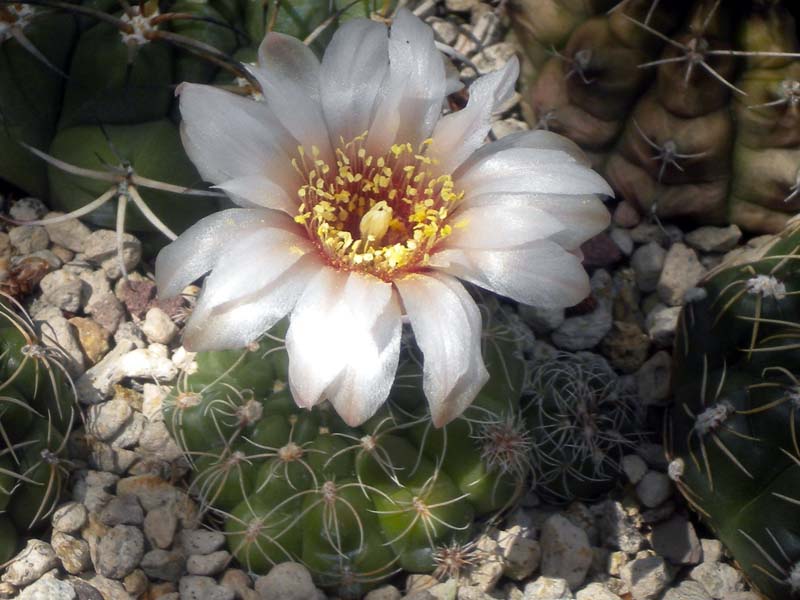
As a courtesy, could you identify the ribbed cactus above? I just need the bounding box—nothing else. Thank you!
[524,350,642,502]
[0,0,388,243]
[164,303,533,597]
[669,217,800,600]
[0,293,75,563]
[511,0,800,233]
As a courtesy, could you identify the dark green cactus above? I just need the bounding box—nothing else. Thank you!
[164,305,533,598]
[0,293,75,563]
[523,350,642,503]
[511,0,800,233]
[669,218,800,600]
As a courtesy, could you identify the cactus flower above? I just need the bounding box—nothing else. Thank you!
[156,9,611,427]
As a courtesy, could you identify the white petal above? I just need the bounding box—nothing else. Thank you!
[327,291,402,427]
[253,33,332,159]
[431,56,519,173]
[192,225,314,311]
[455,129,590,178]
[444,203,565,249]
[179,83,298,189]
[155,208,289,298]
[429,241,591,308]
[456,147,613,197]
[395,273,488,426]
[287,270,398,419]
[183,255,322,351]
[367,8,447,154]
[320,19,389,144]
[458,193,610,250]
[214,175,299,214]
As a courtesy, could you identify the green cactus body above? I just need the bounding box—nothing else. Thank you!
[512,0,800,233]
[165,306,533,597]
[0,295,75,560]
[669,219,800,599]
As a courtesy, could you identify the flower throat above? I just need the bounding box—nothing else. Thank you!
[291,132,464,280]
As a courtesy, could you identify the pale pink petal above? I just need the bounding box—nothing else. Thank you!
[155,208,293,298]
[444,203,565,249]
[455,129,589,178]
[253,33,332,159]
[457,193,610,250]
[286,271,398,419]
[429,241,591,309]
[183,255,322,351]
[456,147,613,197]
[179,83,297,188]
[395,273,488,426]
[431,56,519,173]
[327,291,402,427]
[214,175,299,214]
[367,9,446,155]
[320,19,389,144]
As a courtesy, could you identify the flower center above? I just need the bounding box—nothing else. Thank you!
[292,132,464,280]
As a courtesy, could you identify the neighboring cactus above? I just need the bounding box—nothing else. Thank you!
[510,0,800,232]
[523,350,642,502]
[0,293,75,562]
[164,304,533,597]
[669,217,800,600]
[0,0,390,244]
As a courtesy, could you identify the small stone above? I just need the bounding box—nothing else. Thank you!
[110,411,145,449]
[94,525,145,579]
[645,304,681,348]
[662,580,712,600]
[51,531,92,574]
[635,351,672,406]
[636,471,672,508]
[83,230,142,279]
[431,19,459,45]
[141,307,178,345]
[141,549,185,582]
[180,576,234,600]
[619,454,647,485]
[88,443,139,475]
[684,225,741,253]
[36,314,85,376]
[491,118,529,139]
[181,529,225,555]
[10,197,48,221]
[581,233,622,268]
[473,43,518,75]
[689,562,745,599]
[1,541,59,586]
[631,242,666,293]
[620,554,672,600]
[700,539,724,563]
[540,514,592,590]
[613,201,640,228]
[187,551,231,576]
[444,0,478,11]
[518,304,564,334]
[657,243,706,306]
[117,344,179,381]
[497,527,541,580]
[575,583,622,600]
[68,317,111,365]
[18,576,76,600]
[610,227,634,256]
[522,577,573,600]
[86,293,125,336]
[122,569,148,597]
[9,225,49,254]
[551,307,613,351]
[144,505,178,549]
[85,574,128,600]
[254,563,324,600]
[219,569,253,598]
[76,339,137,404]
[116,277,155,319]
[406,574,438,594]
[594,500,644,554]
[117,475,198,523]
[139,421,183,462]
[52,503,88,534]
[650,515,702,565]
[365,585,402,600]
[600,321,650,373]
[88,399,133,442]
[44,214,92,252]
